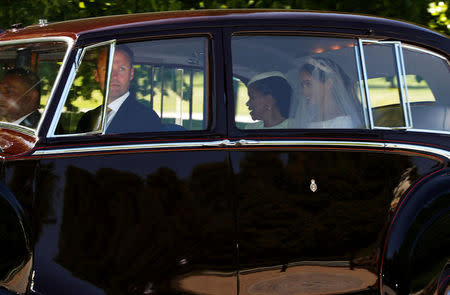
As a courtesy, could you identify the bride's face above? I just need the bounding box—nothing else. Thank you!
[299,70,327,101]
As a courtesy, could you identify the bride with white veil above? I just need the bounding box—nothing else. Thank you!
[289,56,364,128]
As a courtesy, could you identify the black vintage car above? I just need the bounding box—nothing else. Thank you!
[0,9,448,295]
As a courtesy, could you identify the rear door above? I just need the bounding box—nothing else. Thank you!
[224,29,444,295]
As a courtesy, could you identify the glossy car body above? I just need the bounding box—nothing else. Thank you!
[0,9,449,295]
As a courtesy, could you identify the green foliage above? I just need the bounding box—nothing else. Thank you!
[427,1,450,34]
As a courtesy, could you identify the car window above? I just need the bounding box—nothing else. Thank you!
[55,37,210,135]
[232,35,366,129]
[403,46,450,131]
[55,43,109,135]
[0,41,67,130]
[362,42,410,128]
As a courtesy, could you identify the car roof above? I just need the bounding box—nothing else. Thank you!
[0,9,448,54]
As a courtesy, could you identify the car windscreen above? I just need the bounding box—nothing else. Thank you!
[0,40,68,131]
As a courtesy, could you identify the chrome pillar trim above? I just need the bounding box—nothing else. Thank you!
[37,37,75,135]
[48,41,117,138]
[385,143,450,160]
[354,43,370,129]
[398,44,413,128]
[359,39,415,130]
[358,39,374,129]
[46,61,78,137]
[393,43,412,129]
[100,41,117,135]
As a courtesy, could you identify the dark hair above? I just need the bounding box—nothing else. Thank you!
[249,76,292,118]
[116,44,134,65]
[300,57,351,87]
[300,62,327,83]
[4,68,41,95]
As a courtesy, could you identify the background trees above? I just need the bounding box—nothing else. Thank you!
[0,0,448,35]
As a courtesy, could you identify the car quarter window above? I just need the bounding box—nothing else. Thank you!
[54,36,210,136]
[360,41,450,131]
[402,46,450,132]
[232,35,366,130]
[55,43,110,135]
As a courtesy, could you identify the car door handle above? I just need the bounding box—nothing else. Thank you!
[201,140,260,147]
[234,139,259,146]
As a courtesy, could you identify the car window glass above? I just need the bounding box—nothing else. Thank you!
[0,41,67,130]
[232,35,365,129]
[362,43,408,128]
[55,37,209,135]
[55,44,108,135]
[402,46,450,131]
[131,37,209,131]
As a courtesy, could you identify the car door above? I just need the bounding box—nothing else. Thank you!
[224,29,446,295]
[31,28,238,295]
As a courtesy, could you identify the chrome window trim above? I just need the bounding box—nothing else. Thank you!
[407,128,450,135]
[402,44,448,61]
[384,142,450,159]
[234,140,385,149]
[46,60,78,137]
[100,42,116,135]
[358,39,375,129]
[0,37,74,136]
[354,43,370,129]
[398,44,413,127]
[32,139,232,156]
[31,139,450,160]
[0,122,35,137]
[48,40,116,138]
[359,39,413,130]
[393,42,412,128]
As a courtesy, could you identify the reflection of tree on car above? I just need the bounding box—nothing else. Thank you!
[55,160,233,295]
[236,150,427,272]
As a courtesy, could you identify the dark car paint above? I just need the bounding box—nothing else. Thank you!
[0,165,33,294]
[0,10,448,295]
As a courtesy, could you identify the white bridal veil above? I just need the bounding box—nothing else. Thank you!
[289,57,364,128]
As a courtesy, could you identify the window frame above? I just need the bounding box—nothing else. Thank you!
[400,44,450,135]
[358,39,413,130]
[0,37,74,136]
[226,30,449,134]
[48,40,116,137]
[47,31,221,139]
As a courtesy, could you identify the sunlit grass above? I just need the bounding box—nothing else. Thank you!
[367,75,435,107]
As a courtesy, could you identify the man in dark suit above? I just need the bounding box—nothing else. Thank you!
[76,45,161,134]
[0,68,41,128]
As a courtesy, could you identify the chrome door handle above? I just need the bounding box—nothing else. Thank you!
[201,139,260,147]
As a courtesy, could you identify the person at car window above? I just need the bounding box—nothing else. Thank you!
[291,57,363,128]
[0,68,41,128]
[76,45,162,134]
[245,71,292,129]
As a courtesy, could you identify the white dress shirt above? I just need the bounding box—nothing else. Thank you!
[105,91,129,129]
